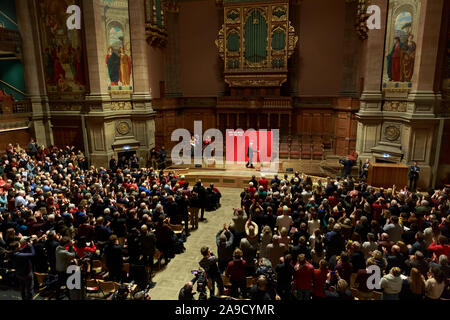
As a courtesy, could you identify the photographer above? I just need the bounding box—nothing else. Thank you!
[9,238,35,300]
[199,246,224,297]
[178,270,207,300]
[179,281,196,300]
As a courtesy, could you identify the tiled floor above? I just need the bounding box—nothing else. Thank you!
[150,187,241,300]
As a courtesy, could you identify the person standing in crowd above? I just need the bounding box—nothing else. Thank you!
[28,139,38,158]
[199,246,224,297]
[55,236,76,299]
[339,156,355,178]
[193,180,207,222]
[109,156,117,173]
[293,254,314,300]
[380,267,403,300]
[409,161,420,191]
[360,159,370,180]
[226,248,247,298]
[10,239,35,300]
[159,146,167,169]
[149,147,159,169]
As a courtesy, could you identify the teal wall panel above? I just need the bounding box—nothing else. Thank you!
[0,60,26,100]
[0,0,18,30]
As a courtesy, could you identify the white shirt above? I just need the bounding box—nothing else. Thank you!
[276,215,293,230]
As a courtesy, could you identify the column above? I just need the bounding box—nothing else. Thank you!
[82,0,109,98]
[408,0,444,116]
[129,0,153,109]
[355,0,388,159]
[16,0,53,146]
[358,0,388,112]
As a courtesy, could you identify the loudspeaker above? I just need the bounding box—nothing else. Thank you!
[286,168,293,172]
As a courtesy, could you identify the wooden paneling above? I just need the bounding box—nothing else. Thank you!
[368,163,409,188]
[0,129,31,153]
[52,118,83,151]
[153,97,359,155]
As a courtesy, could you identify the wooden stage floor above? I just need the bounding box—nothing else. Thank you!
[167,158,358,188]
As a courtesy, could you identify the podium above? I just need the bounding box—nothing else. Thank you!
[368,163,409,188]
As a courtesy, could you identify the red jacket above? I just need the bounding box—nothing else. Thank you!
[372,202,387,220]
[258,178,268,191]
[293,261,314,290]
[328,196,339,209]
[428,242,450,260]
[226,259,247,281]
[312,268,329,297]
[73,244,97,259]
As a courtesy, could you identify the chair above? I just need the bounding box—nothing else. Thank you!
[289,141,301,159]
[91,260,107,278]
[279,142,290,159]
[85,278,100,297]
[322,135,332,150]
[98,280,120,298]
[169,224,184,235]
[34,272,49,294]
[312,143,324,160]
[301,144,311,159]
[246,276,255,288]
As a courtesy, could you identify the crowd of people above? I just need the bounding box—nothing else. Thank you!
[1,140,449,302]
[184,172,450,301]
[0,141,221,300]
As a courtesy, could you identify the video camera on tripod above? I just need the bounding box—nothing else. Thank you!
[191,269,208,300]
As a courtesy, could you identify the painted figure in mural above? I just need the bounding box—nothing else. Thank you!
[119,47,132,86]
[44,48,55,85]
[43,0,69,35]
[400,34,416,82]
[106,47,121,86]
[53,47,66,88]
[387,37,403,82]
[73,47,85,86]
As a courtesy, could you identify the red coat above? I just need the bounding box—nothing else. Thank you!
[258,178,268,191]
[226,259,247,282]
[428,242,450,260]
[72,244,97,259]
[372,202,386,220]
[312,268,329,297]
[293,262,314,290]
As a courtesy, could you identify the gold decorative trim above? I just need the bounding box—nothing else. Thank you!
[216,24,225,60]
[110,90,133,99]
[111,101,132,111]
[271,5,287,22]
[287,21,298,58]
[383,101,407,112]
[225,74,287,87]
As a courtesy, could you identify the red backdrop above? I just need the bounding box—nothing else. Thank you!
[225,130,273,163]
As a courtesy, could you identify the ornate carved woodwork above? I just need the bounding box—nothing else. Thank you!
[216,0,298,89]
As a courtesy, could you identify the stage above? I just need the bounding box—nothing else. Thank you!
[167,158,360,188]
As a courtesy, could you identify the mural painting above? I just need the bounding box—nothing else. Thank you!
[101,0,133,93]
[383,0,421,87]
[38,0,86,95]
